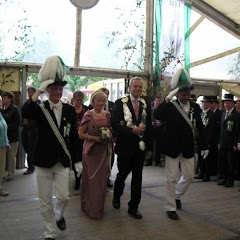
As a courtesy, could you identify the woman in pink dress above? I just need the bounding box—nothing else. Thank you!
[78,90,113,219]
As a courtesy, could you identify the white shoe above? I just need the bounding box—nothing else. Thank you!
[0,189,9,196]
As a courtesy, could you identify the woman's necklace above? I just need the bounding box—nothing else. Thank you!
[92,109,103,116]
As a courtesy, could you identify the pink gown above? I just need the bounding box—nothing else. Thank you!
[80,110,112,219]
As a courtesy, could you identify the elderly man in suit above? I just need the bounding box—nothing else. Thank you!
[218,94,240,188]
[26,56,80,240]
[154,66,208,220]
[111,76,152,219]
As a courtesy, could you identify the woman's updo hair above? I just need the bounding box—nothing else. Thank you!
[90,90,107,106]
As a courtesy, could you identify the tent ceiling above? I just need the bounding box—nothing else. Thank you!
[189,0,240,38]
[222,83,240,99]
[205,0,240,25]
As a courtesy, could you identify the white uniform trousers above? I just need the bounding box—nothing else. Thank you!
[165,153,195,211]
[35,163,70,239]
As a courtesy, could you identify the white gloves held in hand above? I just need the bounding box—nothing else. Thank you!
[165,87,179,101]
[201,150,209,159]
[38,79,55,92]
[74,162,83,177]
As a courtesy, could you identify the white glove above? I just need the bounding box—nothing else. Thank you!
[74,162,83,177]
[165,87,179,101]
[38,79,54,92]
[201,150,209,159]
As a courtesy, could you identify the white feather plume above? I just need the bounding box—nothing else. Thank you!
[182,67,192,85]
[170,66,182,89]
[38,56,67,82]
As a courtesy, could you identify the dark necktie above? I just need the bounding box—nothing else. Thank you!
[225,111,229,120]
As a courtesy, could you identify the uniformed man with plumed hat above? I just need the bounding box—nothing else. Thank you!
[154,64,208,220]
[24,56,81,240]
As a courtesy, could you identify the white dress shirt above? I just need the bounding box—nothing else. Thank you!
[49,100,63,128]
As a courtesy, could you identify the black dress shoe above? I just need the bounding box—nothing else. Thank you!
[156,162,163,167]
[166,211,179,220]
[56,217,66,231]
[175,199,182,210]
[128,209,143,219]
[112,198,120,209]
[144,161,152,166]
[23,169,34,175]
[45,238,55,240]
[194,175,203,179]
[202,176,210,182]
[217,180,226,186]
[224,181,234,188]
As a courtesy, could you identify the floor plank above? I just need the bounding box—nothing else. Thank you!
[1,162,240,240]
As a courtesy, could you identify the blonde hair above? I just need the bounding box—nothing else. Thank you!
[90,90,107,106]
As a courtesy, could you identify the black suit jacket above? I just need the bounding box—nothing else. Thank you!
[26,100,78,168]
[1,104,21,143]
[201,109,214,146]
[112,96,153,155]
[209,108,222,146]
[107,100,114,115]
[219,109,240,149]
[154,100,207,158]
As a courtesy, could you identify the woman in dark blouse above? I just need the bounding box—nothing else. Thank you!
[72,90,89,190]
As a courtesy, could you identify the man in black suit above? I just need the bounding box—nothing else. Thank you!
[26,56,80,240]
[21,86,40,175]
[209,96,222,178]
[235,99,240,180]
[145,96,164,167]
[218,94,240,187]
[154,70,207,220]
[99,87,115,113]
[111,76,152,219]
[196,96,214,182]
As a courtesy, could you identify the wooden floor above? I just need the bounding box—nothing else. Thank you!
[1,161,240,240]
